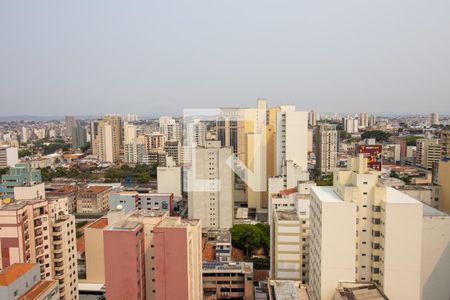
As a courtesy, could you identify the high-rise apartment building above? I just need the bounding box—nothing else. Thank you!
[72,123,87,149]
[359,112,369,128]
[164,140,181,165]
[103,220,145,300]
[368,115,376,128]
[159,116,181,142]
[275,107,308,176]
[144,132,165,152]
[123,142,145,164]
[65,116,76,138]
[416,139,442,169]
[308,155,450,300]
[344,117,359,133]
[308,110,317,126]
[154,217,202,300]
[314,124,338,173]
[0,200,53,280]
[51,214,78,299]
[431,112,440,126]
[439,158,450,214]
[91,115,123,163]
[182,119,206,165]
[188,141,233,229]
[440,130,450,156]
[0,146,18,169]
[123,122,137,144]
[84,218,108,284]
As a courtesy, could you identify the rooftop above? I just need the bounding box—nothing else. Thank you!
[86,218,108,230]
[0,263,37,286]
[0,199,47,211]
[81,186,111,195]
[422,204,449,217]
[19,280,57,300]
[335,282,388,300]
[276,210,299,221]
[269,280,309,300]
[156,216,199,228]
[386,187,421,204]
[106,220,141,231]
[311,186,343,203]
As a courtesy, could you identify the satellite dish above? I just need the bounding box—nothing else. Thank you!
[116,204,123,210]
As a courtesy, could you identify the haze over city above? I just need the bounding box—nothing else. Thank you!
[1,0,450,116]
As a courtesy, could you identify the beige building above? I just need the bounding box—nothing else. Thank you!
[91,115,123,163]
[309,155,449,300]
[440,130,450,156]
[359,112,369,128]
[431,112,440,126]
[51,214,78,299]
[76,186,111,214]
[84,218,108,284]
[439,159,450,214]
[188,141,233,229]
[416,139,441,169]
[315,124,338,173]
[202,262,254,300]
[271,209,309,284]
[157,166,182,197]
[144,132,165,151]
[13,182,45,201]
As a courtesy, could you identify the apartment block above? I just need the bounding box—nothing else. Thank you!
[91,115,123,163]
[144,132,165,151]
[416,139,442,169]
[0,200,53,280]
[439,158,450,214]
[103,220,145,300]
[76,186,111,214]
[314,124,338,173]
[51,214,78,300]
[188,141,233,229]
[0,146,18,169]
[0,263,59,300]
[84,218,108,284]
[164,140,182,165]
[440,130,450,156]
[154,217,202,300]
[157,166,182,197]
[308,155,442,300]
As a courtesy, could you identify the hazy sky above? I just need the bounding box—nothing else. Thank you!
[1,1,449,116]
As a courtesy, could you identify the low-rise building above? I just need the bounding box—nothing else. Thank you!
[0,263,59,300]
[76,186,112,214]
[202,262,254,300]
[108,191,173,214]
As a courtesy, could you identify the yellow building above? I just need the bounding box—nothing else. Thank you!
[439,158,450,214]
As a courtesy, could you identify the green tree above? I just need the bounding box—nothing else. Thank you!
[361,130,391,142]
[18,149,31,157]
[230,224,269,257]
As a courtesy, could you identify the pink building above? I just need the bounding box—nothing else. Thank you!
[0,200,53,280]
[103,220,145,300]
[153,217,202,300]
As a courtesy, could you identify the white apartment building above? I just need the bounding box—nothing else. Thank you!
[0,146,18,168]
[159,116,181,142]
[308,155,449,300]
[275,107,308,176]
[188,140,233,228]
[123,142,145,164]
[157,166,182,198]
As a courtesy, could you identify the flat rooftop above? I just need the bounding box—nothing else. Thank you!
[106,220,141,231]
[336,282,388,300]
[310,186,343,203]
[86,218,108,230]
[0,263,37,286]
[386,187,421,204]
[276,210,299,221]
[156,216,199,228]
[269,280,309,300]
[0,199,46,211]
[422,204,449,217]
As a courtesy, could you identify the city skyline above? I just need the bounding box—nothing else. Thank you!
[1,1,450,116]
